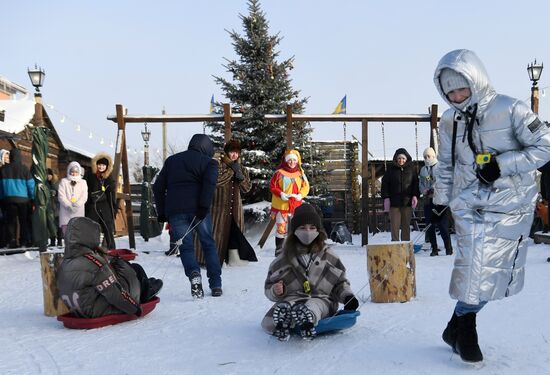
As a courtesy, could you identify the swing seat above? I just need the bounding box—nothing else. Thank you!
[107,249,138,261]
[57,297,160,329]
[292,310,360,335]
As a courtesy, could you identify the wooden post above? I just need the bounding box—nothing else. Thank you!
[361,119,369,246]
[366,242,416,303]
[370,164,377,234]
[223,103,232,142]
[162,107,167,161]
[429,104,438,151]
[286,104,293,149]
[113,104,135,249]
[40,250,70,316]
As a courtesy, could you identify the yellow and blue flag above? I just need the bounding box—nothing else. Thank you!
[209,94,215,113]
[333,95,347,114]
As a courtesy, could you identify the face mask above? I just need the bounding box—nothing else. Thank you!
[294,229,319,246]
[424,158,437,167]
[68,174,81,182]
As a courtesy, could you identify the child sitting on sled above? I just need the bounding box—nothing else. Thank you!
[57,216,163,318]
[262,203,359,340]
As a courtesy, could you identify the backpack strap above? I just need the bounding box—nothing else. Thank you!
[451,112,458,167]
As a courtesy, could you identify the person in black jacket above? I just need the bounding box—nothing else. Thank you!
[381,148,420,241]
[0,148,35,248]
[57,216,162,318]
[85,152,117,250]
[153,134,222,298]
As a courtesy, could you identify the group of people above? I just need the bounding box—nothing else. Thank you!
[19,48,550,362]
[0,150,118,251]
[381,146,452,256]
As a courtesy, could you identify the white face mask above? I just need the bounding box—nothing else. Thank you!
[424,158,437,167]
[294,229,319,245]
[68,174,81,182]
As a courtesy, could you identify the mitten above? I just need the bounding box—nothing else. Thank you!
[477,158,501,184]
[383,198,390,212]
[343,295,359,311]
[293,194,303,201]
[280,192,290,201]
[157,214,167,224]
[195,206,208,220]
[230,162,245,182]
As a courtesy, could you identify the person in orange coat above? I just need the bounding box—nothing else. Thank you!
[270,149,310,254]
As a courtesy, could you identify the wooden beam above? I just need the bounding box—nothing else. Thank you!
[286,104,293,149]
[429,104,438,150]
[361,119,369,246]
[223,103,232,142]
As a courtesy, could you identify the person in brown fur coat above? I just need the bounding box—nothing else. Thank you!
[195,139,257,266]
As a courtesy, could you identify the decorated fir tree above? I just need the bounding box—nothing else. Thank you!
[208,0,326,203]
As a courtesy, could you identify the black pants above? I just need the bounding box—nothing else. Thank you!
[4,201,31,246]
[130,263,151,303]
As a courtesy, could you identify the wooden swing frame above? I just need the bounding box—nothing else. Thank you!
[108,103,439,248]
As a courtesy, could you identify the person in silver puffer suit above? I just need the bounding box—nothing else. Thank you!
[432,49,550,363]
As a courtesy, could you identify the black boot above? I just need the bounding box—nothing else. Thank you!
[455,313,483,362]
[49,237,56,247]
[430,248,439,256]
[275,237,284,256]
[57,237,63,247]
[444,240,453,255]
[442,312,458,352]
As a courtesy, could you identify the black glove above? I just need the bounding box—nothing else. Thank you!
[230,162,245,182]
[477,158,501,184]
[343,295,359,311]
[135,305,143,317]
[157,214,167,224]
[431,205,447,223]
[196,206,208,220]
[427,188,434,196]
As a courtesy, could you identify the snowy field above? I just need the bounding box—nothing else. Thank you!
[1,228,549,375]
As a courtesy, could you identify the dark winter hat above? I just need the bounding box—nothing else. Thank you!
[224,139,242,154]
[96,157,109,167]
[290,203,322,233]
[440,68,469,95]
[47,168,53,175]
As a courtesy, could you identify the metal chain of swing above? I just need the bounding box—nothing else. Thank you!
[414,121,419,161]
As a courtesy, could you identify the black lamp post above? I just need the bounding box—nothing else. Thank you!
[141,123,151,166]
[27,64,46,96]
[527,59,544,114]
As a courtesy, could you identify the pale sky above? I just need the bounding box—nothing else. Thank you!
[3,0,549,163]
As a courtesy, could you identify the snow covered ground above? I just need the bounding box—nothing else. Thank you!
[1,229,549,375]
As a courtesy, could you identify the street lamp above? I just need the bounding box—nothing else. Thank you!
[27,64,46,95]
[141,123,151,166]
[527,59,544,114]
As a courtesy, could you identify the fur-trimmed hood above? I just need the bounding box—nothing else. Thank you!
[91,152,114,178]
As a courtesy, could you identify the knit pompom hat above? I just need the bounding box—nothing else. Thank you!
[290,203,322,233]
[440,68,469,95]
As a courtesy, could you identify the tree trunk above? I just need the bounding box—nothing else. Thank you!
[40,251,70,316]
[366,242,416,303]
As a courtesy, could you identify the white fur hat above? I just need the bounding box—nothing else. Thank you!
[440,68,469,95]
[285,153,299,162]
[423,147,436,158]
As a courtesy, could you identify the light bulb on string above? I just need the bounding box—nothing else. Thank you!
[76,124,81,132]
[110,141,114,148]
[100,138,104,145]
[60,116,65,123]
[88,132,93,139]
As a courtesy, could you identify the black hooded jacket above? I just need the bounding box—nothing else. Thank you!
[56,217,141,318]
[153,134,219,217]
[381,148,420,207]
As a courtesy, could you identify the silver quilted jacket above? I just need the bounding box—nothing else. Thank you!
[433,49,550,304]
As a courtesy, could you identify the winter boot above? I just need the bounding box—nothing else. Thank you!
[272,302,293,341]
[455,313,483,363]
[227,249,248,266]
[291,303,317,340]
[145,278,163,301]
[57,237,63,247]
[189,271,204,299]
[444,240,454,256]
[49,237,56,247]
[275,237,284,256]
[430,248,439,256]
[442,312,458,352]
[211,287,223,297]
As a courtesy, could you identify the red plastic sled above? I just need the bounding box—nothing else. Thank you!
[107,249,138,261]
[57,297,160,329]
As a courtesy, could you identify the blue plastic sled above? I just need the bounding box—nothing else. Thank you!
[413,244,423,253]
[293,309,360,335]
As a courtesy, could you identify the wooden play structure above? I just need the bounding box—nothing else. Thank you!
[108,103,440,248]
